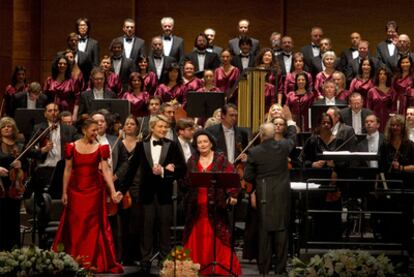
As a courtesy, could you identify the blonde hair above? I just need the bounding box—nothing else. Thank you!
[0,117,19,139]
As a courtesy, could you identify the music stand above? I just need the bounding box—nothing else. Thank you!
[14,108,45,140]
[91,99,131,123]
[186,92,225,118]
[188,171,240,277]
[310,103,347,129]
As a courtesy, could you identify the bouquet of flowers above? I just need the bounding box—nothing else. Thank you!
[0,245,91,276]
[160,246,200,277]
[289,249,406,277]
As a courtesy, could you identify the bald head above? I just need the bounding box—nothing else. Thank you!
[350,32,361,48]
[260,122,276,140]
[398,34,411,53]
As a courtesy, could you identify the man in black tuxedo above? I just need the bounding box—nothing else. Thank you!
[11,82,47,117]
[184,33,220,76]
[270,31,282,57]
[345,40,381,83]
[228,19,260,57]
[109,38,135,92]
[121,114,186,273]
[204,28,223,56]
[175,118,196,163]
[78,67,117,116]
[76,17,100,66]
[160,102,178,142]
[277,36,295,77]
[206,103,249,164]
[231,36,256,73]
[339,32,361,74]
[30,103,79,199]
[148,36,177,84]
[301,26,323,72]
[327,106,357,151]
[383,34,414,73]
[114,18,145,63]
[139,96,162,140]
[244,119,296,275]
[160,17,184,63]
[376,20,399,66]
[63,32,93,84]
[356,114,385,168]
[340,92,373,135]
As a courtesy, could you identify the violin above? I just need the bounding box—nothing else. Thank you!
[235,142,254,193]
[6,143,26,199]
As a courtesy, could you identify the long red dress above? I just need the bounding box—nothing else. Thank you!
[184,161,242,276]
[52,143,123,274]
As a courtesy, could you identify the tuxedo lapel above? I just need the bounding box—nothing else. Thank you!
[143,140,153,167]
[159,139,171,165]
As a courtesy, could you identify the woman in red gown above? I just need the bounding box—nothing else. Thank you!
[255,48,281,108]
[184,130,241,276]
[392,55,414,114]
[197,69,220,92]
[349,58,375,105]
[99,55,122,96]
[122,72,149,117]
[3,66,28,116]
[52,119,123,274]
[214,49,240,102]
[182,61,204,93]
[284,52,313,97]
[314,51,336,98]
[155,63,187,105]
[137,56,158,95]
[367,67,396,132]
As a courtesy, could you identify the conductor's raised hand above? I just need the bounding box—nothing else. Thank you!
[282,105,293,121]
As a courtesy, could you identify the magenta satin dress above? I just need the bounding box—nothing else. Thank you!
[285,91,315,131]
[122,91,150,117]
[349,77,374,106]
[284,71,313,97]
[43,77,80,112]
[367,87,396,132]
[214,66,240,100]
[392,75,413,114]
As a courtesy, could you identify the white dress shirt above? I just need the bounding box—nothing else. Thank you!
[150,136,162,164]
[112,59,121,75]
[312,44,320,57]
[222,125,235,163]
[367,131,379,168]
[352,49,359,59]
[332,122,340,136]
[123,37,134,59]
[163,37,173,57]
[197,53,206,72]
[178,137,192,162]
[78,37,87,52]
[387,42,396,57]
[408,127,414,142]
[27,93,36,109]
[39,123,61,167]
[241,56,249,69]
[283,53,292,73]
[325,97,336,106]
[93,88,104,99]
[154,56,164,79]
[352,110,362,134]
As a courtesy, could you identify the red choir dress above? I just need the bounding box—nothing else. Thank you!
[52,143,123,274]
[349,77,374,106]
[196,86,221,92]
[214,67,240,101]
[184,161,242,276]
[155,83,187,105]
[367,87,395,132]
[122,91,150,117]
[105,72,122,96]
[285,91,315,132]
[284,71,313,97]
[336,89,351,102]
[184,77,204,92]
[143,71,158,95]
[392,75,413,114]
[43,77,80,112]
[314,71,333,98]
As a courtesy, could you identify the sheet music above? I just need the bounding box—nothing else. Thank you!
[322,151,377,156]
[290,182,320,190]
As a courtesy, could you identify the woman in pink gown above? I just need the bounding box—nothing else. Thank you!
[52,119,123,273]
[155,63,187,106]
[284,52,313,98]
[3,66,28,116]
[197,69,221,92]
[285,72,315,131]
[43,55,80,120]
[392,55,414,114]
[183,60,204,93]
[349,58,375,105]
[184,130,241,276]
[99,55,122,96]
[214,49,240,102]
[137,56,158,95]
[122,72,150,117]
[314,51,336,98]
[367,67,396,132]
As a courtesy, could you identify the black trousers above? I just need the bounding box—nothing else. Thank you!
[0,198,20,251]
[258,227,289,274]
[140,196,172,264]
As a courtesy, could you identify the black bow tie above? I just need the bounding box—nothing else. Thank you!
[79,37,87,42]
[312,44,320,49]
[241,54,250,58]
[163,36,171,41]
[112,56,122,61]
[125,37,133,42]
[283,53,291,58]
[197,51,206,55]
[153,140,163,146]
[153,55,162,60]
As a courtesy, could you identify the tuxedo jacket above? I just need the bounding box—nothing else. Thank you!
[339,47,357,73]
[310,56,341,77]
[80,37,100,66]
[206,123,250,162]
[115,36,146,63]
[231,54,256,74]
[78,88,117,115]
[277,54,294,77]
[339,107,373,134]
[355,132,385,167]
[383,52,414,74]
[121,138,186,204]
[106,133,129,179]
[228,37,260,57]
[300,44,318,71]
[31,122,79,163]
[345,56,381,83]
[335,122,357,151]
[208,45,223,56]
[148,55,177,84]
[183,51,220,72]
[11,91,48,117]
[177,138,196,163]
[161,35,184,63]
[376,40,395,66]
[112,56,135,92]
